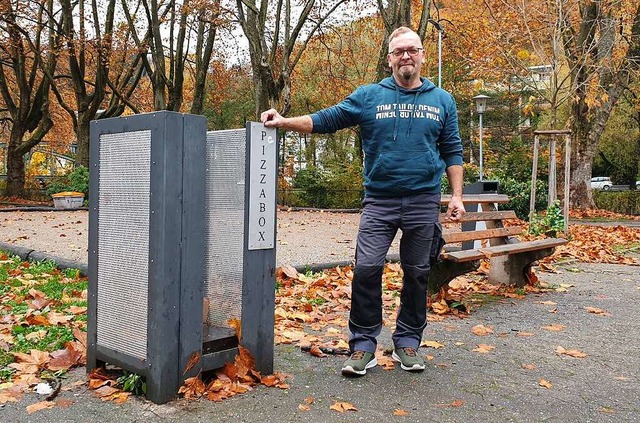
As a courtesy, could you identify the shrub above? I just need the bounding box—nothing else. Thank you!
[593,190,640,216]
[287,163,364,209]
[46,166,90,198]
[291,167,329,207]
[529,201,565,236]
[495,176,549,220]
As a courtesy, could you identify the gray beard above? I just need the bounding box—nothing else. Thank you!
[399,68,413,81]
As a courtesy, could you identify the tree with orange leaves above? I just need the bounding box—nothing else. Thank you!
[0,0,59,196]
[444,0,640,208]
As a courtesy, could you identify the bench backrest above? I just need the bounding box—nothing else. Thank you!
[440,194,519,250]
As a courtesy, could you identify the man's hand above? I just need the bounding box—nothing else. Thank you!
[444,196,465,222]
[259,109,314,133]
[260,108,284,128]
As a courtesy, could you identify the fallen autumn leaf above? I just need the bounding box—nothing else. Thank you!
[330,401,357,412]
[471,324,494,336]
[555,346,587,358]
[539,379,553,388]
[472,344,495,353]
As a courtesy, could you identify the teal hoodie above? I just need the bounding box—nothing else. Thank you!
[310,76,463,197]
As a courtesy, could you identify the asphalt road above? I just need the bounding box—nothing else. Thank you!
[600,185,640,191]
[2,260,639,422]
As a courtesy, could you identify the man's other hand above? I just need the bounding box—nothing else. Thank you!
[444,196,465,222]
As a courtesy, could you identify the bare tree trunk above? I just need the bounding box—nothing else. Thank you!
[562,2,640,208]
[375,0,431,81]
[75,113,91,168]
[236,0,348,119]
[57,0,115,168]
[190,1,221,115]
[1,0,57,196]
[6,130,26,196]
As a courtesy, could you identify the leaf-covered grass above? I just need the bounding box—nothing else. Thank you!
[0,250,87,383]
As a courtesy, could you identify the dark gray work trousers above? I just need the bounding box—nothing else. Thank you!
[349,193,444,353]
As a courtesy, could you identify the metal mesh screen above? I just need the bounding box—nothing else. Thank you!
[96,130,151,360]
[205,129,246,327]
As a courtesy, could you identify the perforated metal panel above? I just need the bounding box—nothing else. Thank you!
[96,130,151,360]
[205,129,246,327]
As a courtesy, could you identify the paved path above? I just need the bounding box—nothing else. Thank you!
[2,261,639,422]
[0,209,392,271]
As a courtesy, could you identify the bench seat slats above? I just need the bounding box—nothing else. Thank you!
[441,238,568,262]
[442,226,523,244]
[439,210,518,223]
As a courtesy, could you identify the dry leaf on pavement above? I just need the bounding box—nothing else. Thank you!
[471,324,493,336]
[542,324,566,331]
[421,340,445,349]
[539,379,553,388]
[309,345,327,358]
[26,400,55,414]
[584,307,611,316]
[330,401,357,412]
[376,353,396,370]
[472,344,495,353]
[436,399,465,408]
[555,346,587,358]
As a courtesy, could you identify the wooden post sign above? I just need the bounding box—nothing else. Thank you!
[247,123,277,250]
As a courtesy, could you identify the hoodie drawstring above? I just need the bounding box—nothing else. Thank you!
[407,91,420,138]
[393,87,422,142]
[393,86,400,142]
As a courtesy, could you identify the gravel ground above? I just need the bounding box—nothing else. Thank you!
[0,209,401,268]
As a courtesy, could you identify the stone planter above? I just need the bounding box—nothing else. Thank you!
[51,191,85,209]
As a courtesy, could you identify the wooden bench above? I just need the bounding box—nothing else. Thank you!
[427,194,567,292]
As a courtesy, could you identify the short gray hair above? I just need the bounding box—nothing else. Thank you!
[388,26,417,45]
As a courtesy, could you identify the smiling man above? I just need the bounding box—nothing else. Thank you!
[261,26,464,377]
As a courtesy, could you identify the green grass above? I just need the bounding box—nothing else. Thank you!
[26,259,59,275]
[305,297,327,306]
[4,301,28,315]
[11,325,74,353]
[613,242,640,253]
[0,350,14,380]
[469,293,506,305]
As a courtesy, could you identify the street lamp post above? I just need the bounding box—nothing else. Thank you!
[473,94,490,181]
[428,19,443,87]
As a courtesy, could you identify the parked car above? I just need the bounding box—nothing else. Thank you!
[590,177,612,190]
[636,180,640,189]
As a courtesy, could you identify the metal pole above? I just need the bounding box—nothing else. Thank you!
[530,135,540,220]
[479,113,484,181]
[564,134,571,233]
[437,29,442,88]
[549,138,557,202]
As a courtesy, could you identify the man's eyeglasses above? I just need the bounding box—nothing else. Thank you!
[389,48,424,58]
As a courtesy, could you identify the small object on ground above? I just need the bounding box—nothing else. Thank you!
[34,383,54,395]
